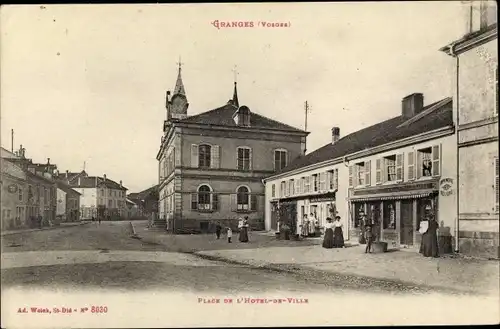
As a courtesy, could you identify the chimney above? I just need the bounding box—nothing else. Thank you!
[78,177,81,186]
[402,93,424,118]
[120,180,122,188]
[65,170,69,178]
[47,158,50,165]
[331,127,340,144]
[103,174,107,181]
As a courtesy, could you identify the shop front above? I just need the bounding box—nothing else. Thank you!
[349,179,439,249]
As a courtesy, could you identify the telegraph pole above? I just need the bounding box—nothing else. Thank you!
[11,129,14,153]
[304,101,311,154]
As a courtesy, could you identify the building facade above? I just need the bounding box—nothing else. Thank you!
[264,94,457,250]
[55,181,81,222]
[1,153,27,230]
[1,146,58,228]
[157,66,308,233]
[58,171,127,220]
[440,0,498,258]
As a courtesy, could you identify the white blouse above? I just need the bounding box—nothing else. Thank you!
[324,222,334,229]
[334,221,343,228]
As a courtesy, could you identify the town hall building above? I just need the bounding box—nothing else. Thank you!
[156,64,308,233]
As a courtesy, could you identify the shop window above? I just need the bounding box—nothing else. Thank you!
[271,184,276,198]
[383,202,396,229]
[352,203,364,228]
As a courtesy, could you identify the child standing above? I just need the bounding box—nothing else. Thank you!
[227,227,232,243]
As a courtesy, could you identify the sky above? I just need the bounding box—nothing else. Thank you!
[1,2,468,193]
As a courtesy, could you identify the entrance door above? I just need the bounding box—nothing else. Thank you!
[270,202,278,230]
[400,200,414,245]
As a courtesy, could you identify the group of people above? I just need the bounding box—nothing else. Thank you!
[300,213,319,237]
[322,216,345,249]
[214,216,250,244]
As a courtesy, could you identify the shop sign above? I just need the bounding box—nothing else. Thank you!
[440,178,453,196]
[7,184,18,193]
[310,196,335,203]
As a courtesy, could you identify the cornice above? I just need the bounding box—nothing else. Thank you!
[441,25,497,56]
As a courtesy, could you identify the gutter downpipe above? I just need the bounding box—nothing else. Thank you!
[450,43,460,253]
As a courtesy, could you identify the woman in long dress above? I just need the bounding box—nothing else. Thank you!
[332,216,345,248]
[358,213,367,244]
[322,217,334,249]
[238,217,249,243]
[419,216,439,257]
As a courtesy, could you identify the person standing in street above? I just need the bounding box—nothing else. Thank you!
[359,212,367,244]
[332,216,345,248]
[365,221,373,253]
[309,212,316,237]
[238,216,249,243]
[322,217,334,249]
[215,222,222,239]
[98,216,101,225]
[302,214,309,237]
[227,227,232,243]
[419,213,439,258]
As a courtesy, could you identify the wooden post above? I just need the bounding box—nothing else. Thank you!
[395,200,401,248]
[412,199,418,248]
[380,201,384,241]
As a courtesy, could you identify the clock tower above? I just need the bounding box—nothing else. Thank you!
[166,60,189,121]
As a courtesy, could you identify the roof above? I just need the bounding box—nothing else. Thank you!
[275,97,453,176]
[128,184,158,201]
[25,170,56,185]
[64,175,128,190]
[55,181,82,195]
[177,103,307,133]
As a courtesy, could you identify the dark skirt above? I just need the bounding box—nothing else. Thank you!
[359,231,366,244]
[239,227,249,242]
[419,232,439,257]
[322,228,334,249]
[333,227,344,248]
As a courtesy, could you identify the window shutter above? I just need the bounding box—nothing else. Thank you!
[416,151,422,179]
[231,193,237,212]
[294,179,299,195]
[191,193,198,210]
[191,144,199,168]
[211,145,220,169]
[376,159,382,184]
[408,151,415,181]
[334,169,339,190]
[251,195,258,211]
[365,160,371,186]
[432,144,441,176]
[348,165,353,188]
[212,193,219,211]
[249,148,253,170]
[352,165,358,187]
[396,153,404,181]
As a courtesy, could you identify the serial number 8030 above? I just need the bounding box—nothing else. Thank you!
[91,306,108,313]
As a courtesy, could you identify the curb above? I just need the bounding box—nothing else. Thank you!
[0,221,91,237]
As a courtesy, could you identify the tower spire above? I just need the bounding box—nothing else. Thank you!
[174,56,186,96]
[232,65,239,107]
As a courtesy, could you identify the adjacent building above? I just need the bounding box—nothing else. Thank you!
[264,94,457,251]
[1,146,58,229]
[58,170,128,220]
[440,0,498,258]
[157,65,308,233]
[55,181,81,222]
[128,184,158,218]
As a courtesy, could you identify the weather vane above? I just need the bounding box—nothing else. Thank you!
[176,56,184,70]
[232,65,239,83]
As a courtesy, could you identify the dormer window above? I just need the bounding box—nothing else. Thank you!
[234,106,251,126]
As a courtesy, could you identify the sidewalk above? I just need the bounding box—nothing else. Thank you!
[194,244,499,295]
[0,221,90,237]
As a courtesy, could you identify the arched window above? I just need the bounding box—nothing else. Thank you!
[199,145,212,168]
[198,185,211,210]
[237,186,250,210]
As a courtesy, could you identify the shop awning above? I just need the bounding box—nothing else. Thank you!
[350,191,437,202]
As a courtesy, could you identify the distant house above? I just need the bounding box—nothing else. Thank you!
[58,170,127,220]
[55,181,81,222]
[128,185,159,218]
[125,198,139,218]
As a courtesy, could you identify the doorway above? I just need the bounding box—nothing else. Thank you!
[270,202,278,230]
[400,200,414,245]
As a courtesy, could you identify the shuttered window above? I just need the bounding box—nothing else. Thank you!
[211,145,220,169]
[365,160,371,186]
[199,144,212,168]
[348,165,353,188]
[407,151,415,181]
[237,147,251,171]
[271,184,276,198]
[396,153,404,181]
[319,173,326,191]
[191,144,199,168]
[432,145,441,176]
